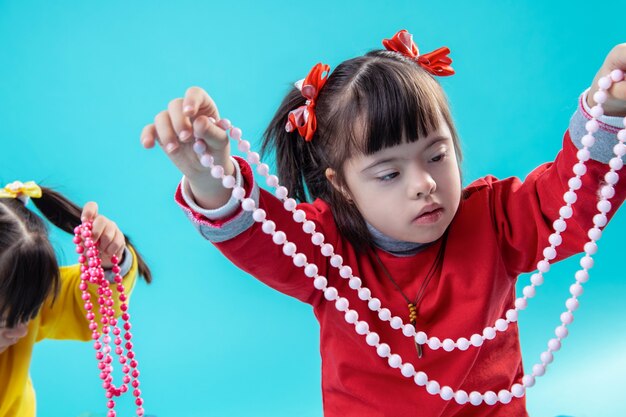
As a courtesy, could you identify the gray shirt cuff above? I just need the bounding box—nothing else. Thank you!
[103,246,133,283]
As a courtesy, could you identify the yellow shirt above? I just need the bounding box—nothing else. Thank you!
[0,249,138,417]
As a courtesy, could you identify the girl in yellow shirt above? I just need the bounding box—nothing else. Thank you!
[0,181,152,417]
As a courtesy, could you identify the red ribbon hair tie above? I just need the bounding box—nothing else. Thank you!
[382,29,454,77]
[285,63,330,141]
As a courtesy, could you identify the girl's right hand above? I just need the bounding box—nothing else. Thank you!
[140,87,235,209]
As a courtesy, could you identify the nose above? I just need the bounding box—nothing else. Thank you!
[407,168,436,199]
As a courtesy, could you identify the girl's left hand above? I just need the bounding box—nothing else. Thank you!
[81,202,126,269]
[588,43,626,116]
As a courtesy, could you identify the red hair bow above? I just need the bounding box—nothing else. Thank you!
[382,29,454,76]
[285,63,330,141]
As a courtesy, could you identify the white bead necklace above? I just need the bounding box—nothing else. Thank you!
[191,69,625,405]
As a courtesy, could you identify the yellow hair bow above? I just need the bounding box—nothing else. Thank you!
[0,181,43,201]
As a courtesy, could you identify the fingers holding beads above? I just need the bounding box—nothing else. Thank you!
[587,43,626,116]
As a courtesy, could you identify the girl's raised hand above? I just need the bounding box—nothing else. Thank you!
[141,87,235,209]
[81,202,125,269]
[588,44,626,117]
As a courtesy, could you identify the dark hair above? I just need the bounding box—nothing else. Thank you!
[261,50,461,252]
[0,187,152,328]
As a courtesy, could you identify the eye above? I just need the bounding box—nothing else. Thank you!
[376,172,399,182]
[430,152,448,163]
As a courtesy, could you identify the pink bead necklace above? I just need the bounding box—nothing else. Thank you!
[74,222,145,417]
[192,70,625,405]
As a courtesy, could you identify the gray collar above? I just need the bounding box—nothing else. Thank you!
[367,223,431,257]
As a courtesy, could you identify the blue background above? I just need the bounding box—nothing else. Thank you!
[1,1,625,416]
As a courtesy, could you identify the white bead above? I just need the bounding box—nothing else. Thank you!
[506,309,519,322]
[555,325,569,339]
[292,253,307,267]
[610,69,625,82]
[522,374,535,387]
[283,198,297,211]
[548,338,561,352]
[568,177,582,191]
[313,276,327,290]
[593,90,607,104]
[614,142,626,157]
[559,206,573,219]
[302,220,316,233]
[588,227,602,242]
[355,320,369,335]
[511,383,525,398]
[598,76,612,90]
[553,219,567,233]
[585,119,599,133]
[414,371,427,386]
[415,331,427,345]
[348,277,362,290]
[339,266,352,278]
[293,209,306,223]
[358,287,371,301]
[483,391,498,406]
[390,316,403,330]
[574,269,589,284]
[540,351,554,364]
[252,209,266,222]
[282,242,296,256]
[495,319,508,332]
[368,298,381,311]
[456,337,470,351]
[344,310,358,324]
[560,311,574,325]
[365,332,380,346]
[272,231,286,245]
[428,337,442,350]
[242,198,257,212]
[442,338,455,352]
[470,334,484,347]
[609,157,624,171]
[532,364,546,377]
[469,391,483,406]
[530,273,544,286]
[210,165,224,179]
[324,287,338,300]
[330,254,343,268]
[569,283,583,297]
[566,297,579,311]
[311,232,324,246]
[335,297,349,312]
[256,163,269,176]
[261,220,276,233]
[222,175,236,188]
[580,255,594,270]
[514,298,528,310]
[400,362,415,377]
[426,380,440,395]
[498,389,513,405]
[580,133,596,148]
[604,172,619,186]
[593,214,607,228]
[548,233,563,247]
[402,323,416,337]
[584,241,598,255]
[237,140,251,152]
[378,308,391,321]
[440,386,454,401]
[522,285,536,298]
[543,247,557,260]
[247,151,260,164]
[232,186,245,200]
[619,129,626,140]
[590,105,604,119]
[537,260,550,273]
[376,343,390,358]
[321,243,334,256]
[483,327,496,340]
[573,162,587,176]
[275,186,288,199]
[564,190,577,204]
[454,390,469,405]
[304,263,318,277]
[601,185,615,199]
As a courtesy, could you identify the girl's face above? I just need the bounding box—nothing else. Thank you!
[0,319,29,354]
[340,120,461,244]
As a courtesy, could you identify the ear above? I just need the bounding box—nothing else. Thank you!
[325,168,352,202]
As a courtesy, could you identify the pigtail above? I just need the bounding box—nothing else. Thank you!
[32,187,153,283]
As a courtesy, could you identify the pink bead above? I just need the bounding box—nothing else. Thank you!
[192,139,207,155]
[217,118,231,130]
[200,154,214,168]
[230,127,242,140]
[610,69,624,82]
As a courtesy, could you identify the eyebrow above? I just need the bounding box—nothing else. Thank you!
[360,136,449,173]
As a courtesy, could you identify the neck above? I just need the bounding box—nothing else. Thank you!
[367,223,433,256]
